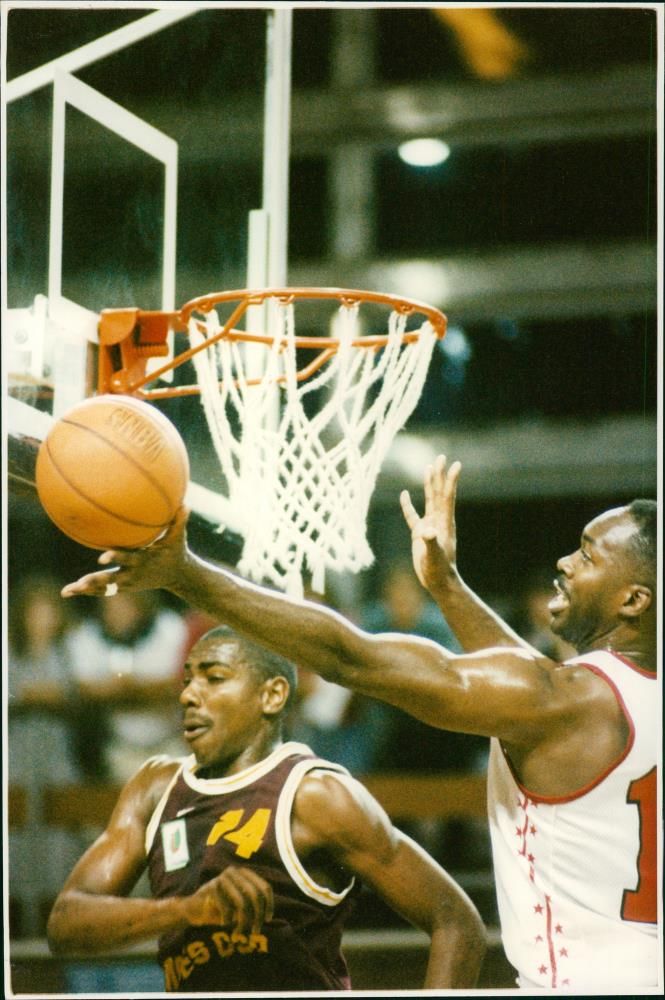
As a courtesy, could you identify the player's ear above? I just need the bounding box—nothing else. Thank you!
[619,583,652,619]
[261,676,290,716]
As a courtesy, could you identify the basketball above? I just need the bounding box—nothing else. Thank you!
[35,395,190,550]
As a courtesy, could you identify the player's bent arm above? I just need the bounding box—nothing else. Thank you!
[47,757,274,955]
[428,570,540,654]
[47,756,183,954]
[292,771,486,990]
[401,455,540,654]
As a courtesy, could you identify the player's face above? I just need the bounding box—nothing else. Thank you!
[547,507,638,649]
[179,636,274,774]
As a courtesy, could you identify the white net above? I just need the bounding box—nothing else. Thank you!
[188,296,438,597]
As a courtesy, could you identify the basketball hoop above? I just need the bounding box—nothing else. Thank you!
[97,288,446,596]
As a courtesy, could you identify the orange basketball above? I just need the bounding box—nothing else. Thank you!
[35,394,190,550]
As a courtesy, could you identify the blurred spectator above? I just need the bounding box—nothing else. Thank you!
[67,591,190,784]
[361,561,488,775]
[286,666,389,773]
[8,574,85,936]
[285,584,389,772]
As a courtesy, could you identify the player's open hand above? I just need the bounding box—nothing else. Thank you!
[399,455,461,592]
[184,865,274,935]
[61,506,190,599]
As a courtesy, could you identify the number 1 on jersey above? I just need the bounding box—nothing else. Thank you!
[622,766,656,924]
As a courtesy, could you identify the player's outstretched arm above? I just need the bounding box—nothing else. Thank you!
[400,454,540,653]
[61,507,561,743]
[47,757,273,955]
[292,770,486,990]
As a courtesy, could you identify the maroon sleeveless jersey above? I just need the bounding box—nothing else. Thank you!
[146,742,360,992]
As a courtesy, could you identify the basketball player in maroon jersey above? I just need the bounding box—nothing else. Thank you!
[60,453,658,991]
[48,625,485,991]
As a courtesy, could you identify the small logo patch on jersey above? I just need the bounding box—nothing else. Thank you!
[162,818,190,871]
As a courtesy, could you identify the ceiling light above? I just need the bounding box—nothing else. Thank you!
[398,138,451,167]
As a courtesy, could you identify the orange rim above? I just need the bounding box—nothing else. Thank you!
[98,287,447,398]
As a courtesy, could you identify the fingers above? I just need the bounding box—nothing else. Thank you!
[61,568,124,598]
[399,489,419,530]
[430,455,461,511]
[170,505,190,534]
[430,455,446,510]
[61,508,189,600]
[401,489,438,543]
[441,458,461,521]
[98,546,139,567]
[222,867,274,935]
[400,459,461,539]
[202,867,273,935]
[425,455,450,513]
[61,545,137,597]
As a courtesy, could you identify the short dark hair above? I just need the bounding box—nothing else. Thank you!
[198,625,298,710]
[626,499,657,589]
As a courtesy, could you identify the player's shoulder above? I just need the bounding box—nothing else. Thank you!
[292,766,398,863]
[548,654,628,720]
[298,766,360,799]
[118,754,184,817]
[138,752,183,780]
[137,752,183,788]
[294,767,383,834]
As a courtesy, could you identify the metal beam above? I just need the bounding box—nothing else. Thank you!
[289,241,657,321]
[4,10,199,103]
[7,65,655,161]
[45,240,655,322]
[379,415,658,502]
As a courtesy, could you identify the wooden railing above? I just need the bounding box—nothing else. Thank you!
[362,772,487,821]
[9,772,487,830]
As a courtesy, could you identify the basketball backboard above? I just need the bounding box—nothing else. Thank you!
[4,6,292,522]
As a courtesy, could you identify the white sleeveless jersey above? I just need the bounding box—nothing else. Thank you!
[487,650,659,991]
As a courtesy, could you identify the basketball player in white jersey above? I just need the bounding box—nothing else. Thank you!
[398,456,659,991]
[63,455,659,991]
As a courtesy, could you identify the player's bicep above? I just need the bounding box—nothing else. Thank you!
[298,773,478,936]
[61,817,148,898]
[59,762,170,897]
[354,636,556,742]
[296,771,423,889]
[355,827,481,937]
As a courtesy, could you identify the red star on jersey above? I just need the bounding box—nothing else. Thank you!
[560,948,568,957]
[535,935,543,942]
[534,904,544,914]
[539,965,548,975]
[555,924,563,934]
[530,824,537,835]
[527,853,535,863]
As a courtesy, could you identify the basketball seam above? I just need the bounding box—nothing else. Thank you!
[46,419,177,528]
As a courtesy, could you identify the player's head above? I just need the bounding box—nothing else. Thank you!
[549,500,657,649]
[180,626,297,773]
